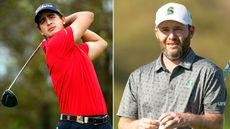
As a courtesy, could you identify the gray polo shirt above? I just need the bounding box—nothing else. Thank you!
[117,49,227,128]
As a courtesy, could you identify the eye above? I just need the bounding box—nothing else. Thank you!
[39,18,45,25]
[176,28,182,30]
[160,27,169,32]
[48,14,55,19]
[174,26,186,31]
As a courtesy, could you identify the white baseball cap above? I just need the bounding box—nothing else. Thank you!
[155,2,192,27]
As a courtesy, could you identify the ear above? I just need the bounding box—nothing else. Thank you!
[155,27,159,40]
[38,29,44,36]
[62,16,66,25]
[189,25,195,38]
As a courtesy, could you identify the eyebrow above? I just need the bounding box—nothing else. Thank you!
[39,17,45,24]
[158,26,169,30]
[159,25,185,29]
[39,13,55,24]
[47,13,55,17]
[174,26,184,28]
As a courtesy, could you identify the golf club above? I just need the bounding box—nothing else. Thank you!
[1,42,42,107]
[223,60,230,81]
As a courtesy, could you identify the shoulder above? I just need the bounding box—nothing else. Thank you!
[193,56,224,87]
[50,27,72,40]
[130,60,157,79]
[194,56,222,72]
[46,27,74,45]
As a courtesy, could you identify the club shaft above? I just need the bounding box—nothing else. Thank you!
[224,60,230,81]
[8,42,42,90]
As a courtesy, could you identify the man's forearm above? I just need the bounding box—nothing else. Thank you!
[187,113,224,129]
[64,11,94,41]
[119,117,160,129]
[81,30,105,42]
[64,11,94,27]
[82,30,108,60]
[159,112,224,129]
[64,13,78,27]
[118,118,138,129]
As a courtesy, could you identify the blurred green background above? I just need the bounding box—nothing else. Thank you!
[0,0,112,129]
[114,0,230,129]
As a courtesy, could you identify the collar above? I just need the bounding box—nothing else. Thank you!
[154,48,197,72]
[41,39,48,53]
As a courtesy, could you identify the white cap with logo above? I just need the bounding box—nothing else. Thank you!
[155,2,192,27]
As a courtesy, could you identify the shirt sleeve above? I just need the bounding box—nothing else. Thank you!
[203,68,227,114]
[117,72,139,119]
[79,43,89,54]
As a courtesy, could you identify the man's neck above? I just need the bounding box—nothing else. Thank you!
[162,49,190,72]
[162,55,182,72]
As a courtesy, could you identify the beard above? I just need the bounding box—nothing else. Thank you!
[161,35,191,61]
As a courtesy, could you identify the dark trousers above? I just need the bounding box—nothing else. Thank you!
[56,120,112,129]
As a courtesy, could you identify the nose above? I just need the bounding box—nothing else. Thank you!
[168,31,176,40]
[46,18,52,26]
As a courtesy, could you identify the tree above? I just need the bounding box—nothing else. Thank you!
[0,0,112,128]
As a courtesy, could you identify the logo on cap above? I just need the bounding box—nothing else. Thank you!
[155,3,192,26]
[35,3,54,14]
[167,7,174,15]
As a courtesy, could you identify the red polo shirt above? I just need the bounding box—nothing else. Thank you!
[41,27,107,116]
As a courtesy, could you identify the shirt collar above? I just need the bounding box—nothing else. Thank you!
[179,49,196,69]
[155,54,164,72]
[154,48,197,72]
[41,39,48,53]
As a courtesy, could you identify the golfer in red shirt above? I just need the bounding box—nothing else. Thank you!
[34,3,111,129]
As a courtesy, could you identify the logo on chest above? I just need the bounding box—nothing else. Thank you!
[186,79,194,87]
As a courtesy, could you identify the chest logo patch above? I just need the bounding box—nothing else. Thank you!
[186,79,194,87]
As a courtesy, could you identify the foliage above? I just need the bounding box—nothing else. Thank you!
[114,0,230,129]
[0,0,112,129]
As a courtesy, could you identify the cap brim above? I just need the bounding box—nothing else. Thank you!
[34,9,62,23]
[156,18,190,27]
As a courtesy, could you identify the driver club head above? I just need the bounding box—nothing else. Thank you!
[1,89,18,107]
[0,42,41,108]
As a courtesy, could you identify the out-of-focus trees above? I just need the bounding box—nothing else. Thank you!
[114,0,230,129]
[0,0,112,129]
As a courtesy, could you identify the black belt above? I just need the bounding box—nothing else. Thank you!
[60,114,110,125]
